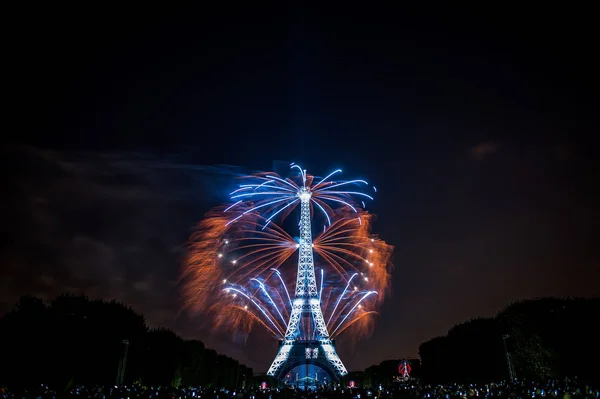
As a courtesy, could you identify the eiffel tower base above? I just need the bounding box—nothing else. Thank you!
[267,339,347,383]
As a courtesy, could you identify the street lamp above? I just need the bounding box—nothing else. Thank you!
[502,335,516,382]
[116,339,129,386]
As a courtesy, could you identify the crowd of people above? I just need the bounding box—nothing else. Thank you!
[399,379,599,399]
[1,379,598,399]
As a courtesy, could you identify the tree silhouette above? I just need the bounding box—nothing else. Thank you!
[419,298,600,383]
[0,294,253,389]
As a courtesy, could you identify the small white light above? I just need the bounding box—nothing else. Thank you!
[371,238,375,242]
[311,243,314,247]
[364,277,368,282]
[369,249,373,253]
[296,243,300,248]
[223,279,227,284]
[218,253,223,258]
[358,304,362,309]
[299,191,311,202]
[354,286,357,291]
[224,240,229,244]
[232,260,237,265]
[369,262,374,267]
[244,305,248,309]
[232,293,237,297]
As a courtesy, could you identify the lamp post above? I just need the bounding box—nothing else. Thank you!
[502,335,516,382]
[116,339,130,386]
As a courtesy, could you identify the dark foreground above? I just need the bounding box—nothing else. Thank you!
[1,379,598,399]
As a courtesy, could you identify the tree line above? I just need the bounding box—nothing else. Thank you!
[418,297,600,384]
[0,294,253,390]
[353,298,599,386]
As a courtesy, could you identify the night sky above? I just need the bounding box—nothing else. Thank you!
[4,4,599,372]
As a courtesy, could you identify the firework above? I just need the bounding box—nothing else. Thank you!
[183,164,393,340]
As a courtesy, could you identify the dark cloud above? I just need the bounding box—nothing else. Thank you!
[555,144,571,161]
[472,142,499,160]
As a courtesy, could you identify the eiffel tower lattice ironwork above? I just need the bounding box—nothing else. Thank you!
[267,188,348,379]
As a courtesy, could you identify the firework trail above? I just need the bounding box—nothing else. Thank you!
[183,164,393,340]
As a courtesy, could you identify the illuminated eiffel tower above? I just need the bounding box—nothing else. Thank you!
[219,165,377,382]
[266,188,347,381]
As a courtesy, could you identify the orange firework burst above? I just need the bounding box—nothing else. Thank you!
[183,206,298,335]
[314,211,393,339]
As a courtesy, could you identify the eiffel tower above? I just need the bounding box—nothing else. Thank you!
[266,188,347,381]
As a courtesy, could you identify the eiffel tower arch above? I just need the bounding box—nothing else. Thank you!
[267,188,348,381]
[269,340,343,382]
